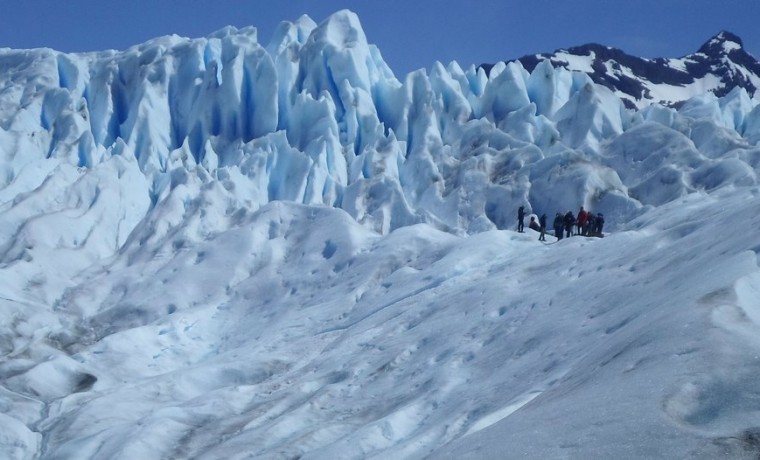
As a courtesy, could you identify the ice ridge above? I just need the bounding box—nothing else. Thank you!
[1,10,760,255]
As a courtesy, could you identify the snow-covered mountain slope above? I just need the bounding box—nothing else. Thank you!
[484,31,760,109]
[1,9,760,460]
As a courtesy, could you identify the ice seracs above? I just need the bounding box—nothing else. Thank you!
[2,13,760,296]
[2,9,760,460]
[3,14,760,242]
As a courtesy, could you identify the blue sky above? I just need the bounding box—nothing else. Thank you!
[1,0,759,76]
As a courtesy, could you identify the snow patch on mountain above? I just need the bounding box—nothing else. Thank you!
[504,30,760,109]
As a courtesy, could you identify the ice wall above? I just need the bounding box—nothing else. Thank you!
[2,8,760,256]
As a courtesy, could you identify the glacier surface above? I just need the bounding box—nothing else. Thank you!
[1,9,760,459]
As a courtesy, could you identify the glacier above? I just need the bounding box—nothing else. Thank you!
[1,9,760,459]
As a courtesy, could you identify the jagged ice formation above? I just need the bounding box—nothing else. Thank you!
[3,10,760,253]
[2,9,760,460]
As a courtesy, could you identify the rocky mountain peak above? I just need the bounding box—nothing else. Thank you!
[487,31,759,108]
[697,30,745,56]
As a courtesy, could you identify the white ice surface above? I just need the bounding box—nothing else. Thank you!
[1,9,760,460]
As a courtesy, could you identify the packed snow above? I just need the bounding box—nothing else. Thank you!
[1,9,760,459]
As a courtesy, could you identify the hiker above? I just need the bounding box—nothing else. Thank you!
[529,215,540,232]
[576,206,588,236]
[595,213,605,236]
[517,206,525,233]
[538,214,547,241]
[553,212,564,240]
[563,211,575,238]
[587,213,596,236]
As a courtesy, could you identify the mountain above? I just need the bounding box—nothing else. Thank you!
[482,31,760,109]
[2,10,760,459]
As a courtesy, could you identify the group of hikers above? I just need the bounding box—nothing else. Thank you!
[517,206,605,241]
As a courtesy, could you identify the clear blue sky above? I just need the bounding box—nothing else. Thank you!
[1,0,759,76]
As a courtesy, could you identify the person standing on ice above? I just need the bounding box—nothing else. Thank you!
[538,214,547,241]
[553,213,564,240]
[517,206,525,233]
[576,206,588,236]
[595,213,605,236]
[563,211,575,238]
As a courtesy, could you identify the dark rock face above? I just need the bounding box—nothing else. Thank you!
[482,31,760,108]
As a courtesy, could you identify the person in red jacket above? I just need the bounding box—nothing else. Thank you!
[576,206,588,236]
[529,215,540,232]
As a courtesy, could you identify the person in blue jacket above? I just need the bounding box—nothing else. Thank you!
[563,211,575,238]
[553,213,564,240]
